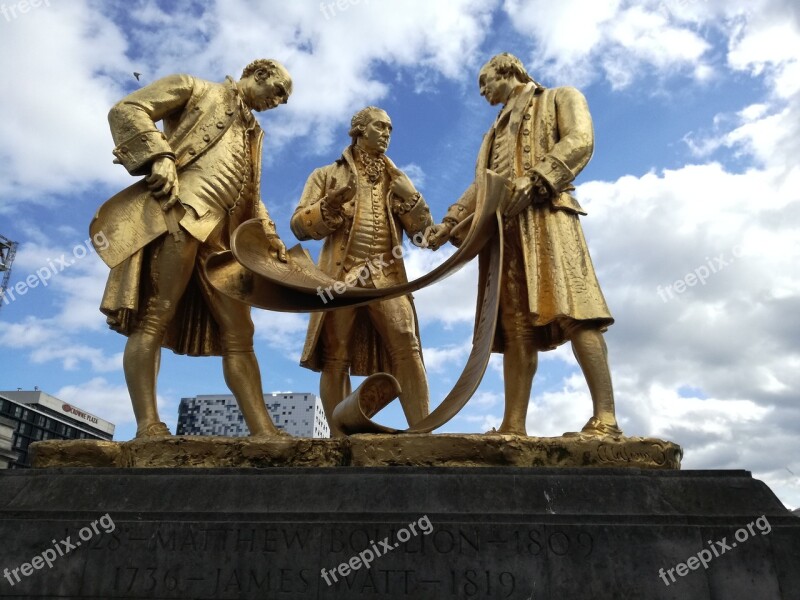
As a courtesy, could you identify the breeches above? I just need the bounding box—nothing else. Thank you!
[321,295,421,371]
[138,225,255,354]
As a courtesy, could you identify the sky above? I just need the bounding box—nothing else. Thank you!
[0,0,798,508]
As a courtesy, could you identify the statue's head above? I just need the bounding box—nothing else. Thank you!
[349,106,392,155]
[239,59,293,112]
[478,53,536,106]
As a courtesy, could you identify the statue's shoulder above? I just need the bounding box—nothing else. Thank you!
[552,85,587,101]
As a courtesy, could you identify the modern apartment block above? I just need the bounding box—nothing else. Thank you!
[0,390,115,467]
[177,392,330,438]
[0,416,18,468]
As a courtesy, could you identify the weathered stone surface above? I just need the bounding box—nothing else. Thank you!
[346,433,682,468]
[0,467,797,599]
[31,436,344,468]
[31,433,682,469]
[29,439,121,468]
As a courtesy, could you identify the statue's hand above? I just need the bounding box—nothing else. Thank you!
[504,176,534,218]
[325,171,356,210]
[147,156,180,209]
[425,223,453,251]
[530,173,553,205]
[265,234,287,263]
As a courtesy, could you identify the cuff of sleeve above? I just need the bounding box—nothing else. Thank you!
[113,130,174,176]
[397,195,433,235]
[320,201,344,230]
[393,192,420,215]
[531,154,574,194]
[444,202,470,226]
[299,201,341,239]
[261,218,277,237]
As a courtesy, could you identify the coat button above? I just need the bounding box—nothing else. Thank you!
[216,121,224,129]
[226,109,234,116]
[305,209,311,214]
[523,114,531,120]
[140,136,148,142]
[523,129,530,135]
[203,134,210,142]
[524,145,531,152]
[524,162,531,169]
[188,148,196,155]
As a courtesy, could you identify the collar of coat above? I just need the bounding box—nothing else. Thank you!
[336,145,401,178]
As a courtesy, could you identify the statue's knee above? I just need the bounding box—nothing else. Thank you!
[138,299,176,337]
[322,355,350,374]
[220,329,255,354]
[385,334,421,364]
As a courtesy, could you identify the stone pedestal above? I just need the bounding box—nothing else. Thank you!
[29,433,682,469]
[0,466,797,599]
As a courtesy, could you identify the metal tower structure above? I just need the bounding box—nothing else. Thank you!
[0,234,18,311]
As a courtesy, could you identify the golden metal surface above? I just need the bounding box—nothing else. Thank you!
[433,53,621,438]
[91,59,293,440]
[209,169,509,436]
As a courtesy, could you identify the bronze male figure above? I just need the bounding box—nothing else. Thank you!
[291,107,433,436]
[95,59,291,438]
[430,53,621,437]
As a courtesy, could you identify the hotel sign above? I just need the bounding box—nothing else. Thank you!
[62,403,99,425]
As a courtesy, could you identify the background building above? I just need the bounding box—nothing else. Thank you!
[0,390,115,467]
[177,392,329,438]
[0,416,18,468]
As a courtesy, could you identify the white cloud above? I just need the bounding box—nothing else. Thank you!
[0,231,119,371]
[55,377,133,429]
[423,338,471,373]
[398,163,427,190]
[404,245,479,327]
[0,0,132,204]
[252,310,309,363]
[503,0,712,88]
[109,0,499,155]
[0,0,498,202]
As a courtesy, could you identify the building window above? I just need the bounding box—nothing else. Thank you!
[13,406,22,418]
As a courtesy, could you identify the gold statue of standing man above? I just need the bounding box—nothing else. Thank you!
[430,53,621,438]
[93,59,292,438]
[291,107,433,437]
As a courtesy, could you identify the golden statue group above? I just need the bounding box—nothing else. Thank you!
[92,52,622,442]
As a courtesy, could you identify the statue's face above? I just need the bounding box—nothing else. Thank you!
[479,64,513,106]
[358,110,392,155]
[245,67,292,112]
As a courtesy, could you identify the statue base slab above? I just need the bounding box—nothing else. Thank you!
[30,433,682,469]
[0,467,797,599]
